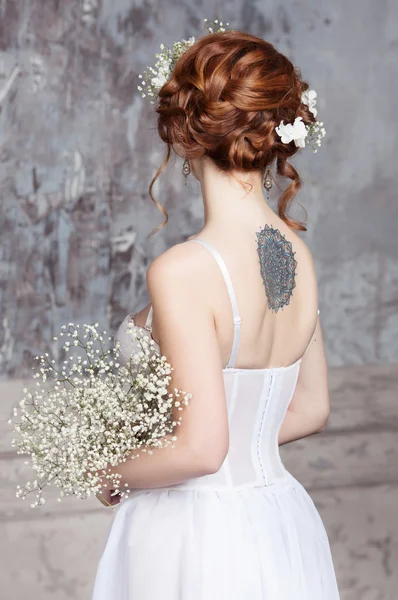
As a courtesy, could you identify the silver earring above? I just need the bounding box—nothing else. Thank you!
[182,158,191,185]
[263,168,272,202]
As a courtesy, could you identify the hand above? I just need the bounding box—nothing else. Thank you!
[96,488,121,507]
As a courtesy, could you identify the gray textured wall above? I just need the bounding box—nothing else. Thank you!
[1,0,397,378]
[1,3,398,600]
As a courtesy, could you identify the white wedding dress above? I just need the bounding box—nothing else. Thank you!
[92,238,340,599]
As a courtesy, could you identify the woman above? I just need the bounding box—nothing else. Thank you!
[92,24,340,600]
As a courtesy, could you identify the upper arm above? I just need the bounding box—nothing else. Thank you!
[288,314,330,427]
[146,244,229,472]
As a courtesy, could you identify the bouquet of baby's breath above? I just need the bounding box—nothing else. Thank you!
[9,322,191,508]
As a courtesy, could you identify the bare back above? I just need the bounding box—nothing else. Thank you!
[186,216,319,371]
[132,210,329,451]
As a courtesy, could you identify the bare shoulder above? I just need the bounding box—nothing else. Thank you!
[145,242,218,357]
[280,224,317,276]
[295,232,317,274]
[146,241,206,294]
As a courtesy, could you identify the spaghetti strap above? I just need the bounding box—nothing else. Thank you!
[144,305,153,330]
[187,238,241,368]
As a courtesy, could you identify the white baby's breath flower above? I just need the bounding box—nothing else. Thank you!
[138,19,229,103]
[305,119,326,152]
[9,321,192,508]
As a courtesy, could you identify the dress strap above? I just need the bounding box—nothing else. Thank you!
[187,239,241,368]
[144,305,153,330]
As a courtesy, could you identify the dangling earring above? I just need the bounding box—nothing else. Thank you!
[263,168,272,202]
[182,158,191,185]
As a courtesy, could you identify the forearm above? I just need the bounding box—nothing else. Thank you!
[106,434,209,490]
[278,408,327,446]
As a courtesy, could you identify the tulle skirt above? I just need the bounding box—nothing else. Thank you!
[92,471,340,599]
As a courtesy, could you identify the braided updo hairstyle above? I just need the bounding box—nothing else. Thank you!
[148,30,317,237]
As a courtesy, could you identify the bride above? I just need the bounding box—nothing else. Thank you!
[92,20,339,600]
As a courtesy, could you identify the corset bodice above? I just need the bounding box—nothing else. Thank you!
[169,364,300,491]
[116,313,300,490]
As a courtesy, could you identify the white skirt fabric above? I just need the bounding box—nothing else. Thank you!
[92,471,340,600]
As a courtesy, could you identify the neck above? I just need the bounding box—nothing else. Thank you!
[195,157,276,233]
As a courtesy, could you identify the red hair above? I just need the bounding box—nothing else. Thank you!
[147,30,317,237]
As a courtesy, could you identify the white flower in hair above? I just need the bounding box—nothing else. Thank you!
[138,20,229,104]
[275,116,308,148]
[152,72,170,88]
[301,89,318,117]
[275,88,326,153]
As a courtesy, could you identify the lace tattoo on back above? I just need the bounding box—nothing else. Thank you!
[255,224,297,312]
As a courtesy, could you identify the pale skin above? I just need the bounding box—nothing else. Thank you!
[98,156,330,507]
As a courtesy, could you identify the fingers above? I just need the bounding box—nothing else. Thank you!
[96,493,112,507]
[96,490,121,507]
[110,491,121,505]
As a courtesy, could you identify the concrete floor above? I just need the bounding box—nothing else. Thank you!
[1,363,397,599]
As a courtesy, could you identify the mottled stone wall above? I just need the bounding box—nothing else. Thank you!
[1,0,397,377]
[1,4,398,599]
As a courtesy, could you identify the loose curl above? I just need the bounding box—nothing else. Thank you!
[147,30,317,237]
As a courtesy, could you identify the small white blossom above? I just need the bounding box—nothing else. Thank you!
[275,116,308,148]
[152,72,169,88]
[138,19,228,103]
[9,321,192,508]
[301,89,318,117]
